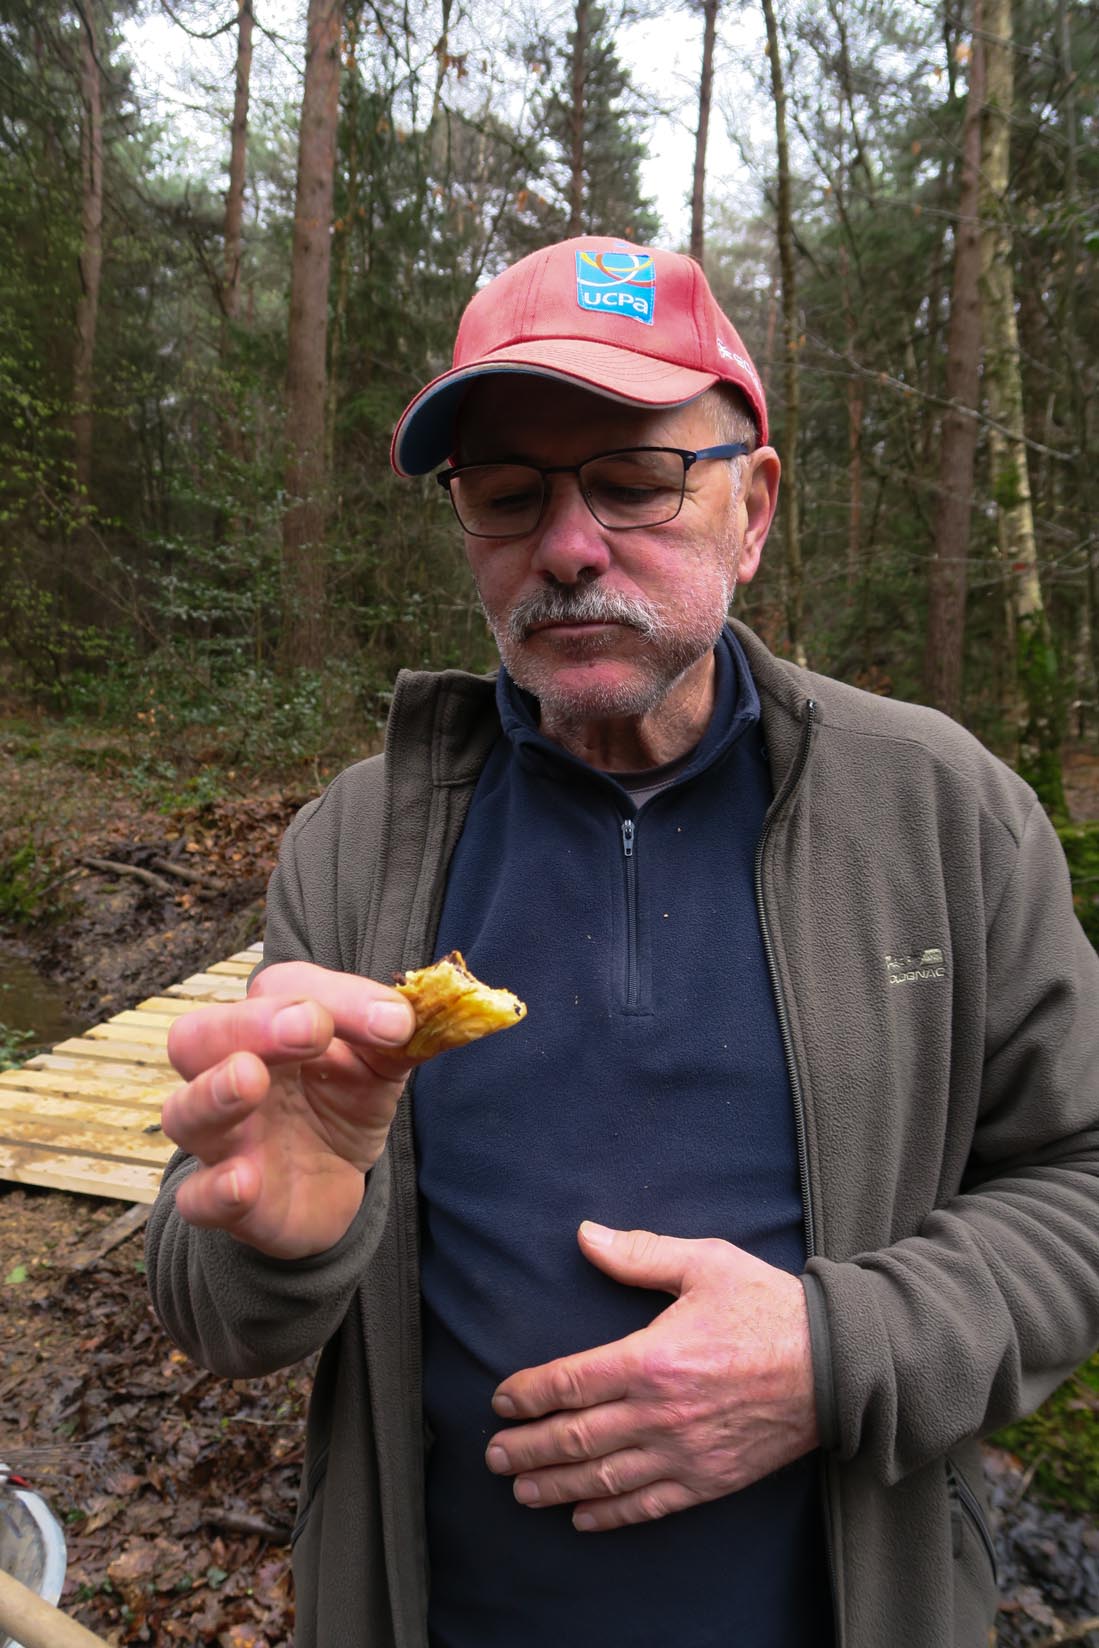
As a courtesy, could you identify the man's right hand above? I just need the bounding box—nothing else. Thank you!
[161,961,418,1260]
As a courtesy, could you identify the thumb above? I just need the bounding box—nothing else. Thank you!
[577,1221,696,1295]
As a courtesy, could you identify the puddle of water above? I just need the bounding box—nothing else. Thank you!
[0,944,87,1059]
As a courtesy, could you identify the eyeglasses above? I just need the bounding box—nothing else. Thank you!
[435,444,749,538]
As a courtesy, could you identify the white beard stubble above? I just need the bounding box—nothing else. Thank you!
[480,568,739,725]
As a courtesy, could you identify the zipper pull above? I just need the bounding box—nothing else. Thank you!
[621,818,635,858]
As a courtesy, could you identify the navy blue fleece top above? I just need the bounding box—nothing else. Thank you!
[413,627,832,1647]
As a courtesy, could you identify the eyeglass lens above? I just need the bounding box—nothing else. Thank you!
[449,449,689,537]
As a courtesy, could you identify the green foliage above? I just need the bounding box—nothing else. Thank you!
[993,1354,1099,1515]
[0,1022,35,1072]
[530,2,660,241]
[1016,615,1068,821]
[1058,821,1099,951]
[0,841,56,924]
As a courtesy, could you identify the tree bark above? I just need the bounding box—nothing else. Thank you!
[279,0,342,673]
[689,0,718,266]
[73,0,104,504]
[566,0,588,236]
[761,0,805,665]
[223,0,254,326]
[923,0,984,719]
[1055,0,1097,720]
[979,0,1066,811]
[839,246,863,603]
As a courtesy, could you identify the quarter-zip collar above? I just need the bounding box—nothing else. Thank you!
[495,623,762,792]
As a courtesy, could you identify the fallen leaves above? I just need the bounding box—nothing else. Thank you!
[0,1186,308,1645]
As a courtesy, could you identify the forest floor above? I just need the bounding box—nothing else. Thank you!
[2,720,1099,1644]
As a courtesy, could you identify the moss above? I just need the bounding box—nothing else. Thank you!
[992,1354,1099,1515]
[1058,820,1099,951]
[1015,614,1068,821]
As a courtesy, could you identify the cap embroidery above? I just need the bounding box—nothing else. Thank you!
[575,249,655,326]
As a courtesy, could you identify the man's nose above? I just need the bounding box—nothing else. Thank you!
[528,474,613,584]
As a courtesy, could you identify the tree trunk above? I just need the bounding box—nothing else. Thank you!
[73,0,103,503]
[279,0,341,673]
[979,0,1066,811]
[223,0,254,326]
[923,0,984,719]
[761,0,805,665]
[839,246,863,603]
[566,0,588,236]
[1056,0,1097,721]
[689,0,718,265]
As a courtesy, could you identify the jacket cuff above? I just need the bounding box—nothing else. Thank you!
[801,1270,839,1453]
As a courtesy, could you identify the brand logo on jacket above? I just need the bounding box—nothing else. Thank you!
[885,947,947,986]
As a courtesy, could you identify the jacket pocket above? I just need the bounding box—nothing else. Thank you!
[292,1444,330,1548]
[947,1457,998,1587]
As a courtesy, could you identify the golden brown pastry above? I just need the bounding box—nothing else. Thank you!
[395,951,527,1058]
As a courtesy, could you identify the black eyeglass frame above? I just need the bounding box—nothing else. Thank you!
[435,444,751,538]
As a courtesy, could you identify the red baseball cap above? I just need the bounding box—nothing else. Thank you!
[390,235,768,476]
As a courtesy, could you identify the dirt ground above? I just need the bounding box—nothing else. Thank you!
[0,1186,310,1646]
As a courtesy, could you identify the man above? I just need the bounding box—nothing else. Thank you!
[147,236,1099,1648]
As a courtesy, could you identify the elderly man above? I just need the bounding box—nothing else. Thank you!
[147,237,1099,1648]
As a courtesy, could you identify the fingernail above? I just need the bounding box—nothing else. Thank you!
[273,1003,318,1048]
[515,1479,540,1505]
[214,1061,240,1109]
[580,1220,614,1247]
[492,1393,516,1418]
[366,1000,415,1045]
[221,1168,241,1205]
[485,1446,509,1474]
[574,1511,596,1531]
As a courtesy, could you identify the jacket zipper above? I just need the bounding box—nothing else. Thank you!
[753,699,843,1638]
[754,699,818,1254]
[621,816,641,1009]
[948,1461,999,1583]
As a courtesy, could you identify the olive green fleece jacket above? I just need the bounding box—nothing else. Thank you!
[146,622,1099,1648]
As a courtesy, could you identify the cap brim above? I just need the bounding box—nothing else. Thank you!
[390,340,719,477]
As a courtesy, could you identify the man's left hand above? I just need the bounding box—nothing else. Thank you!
[485,1222,819,1532]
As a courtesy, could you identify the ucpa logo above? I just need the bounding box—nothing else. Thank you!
[575,249,655,326]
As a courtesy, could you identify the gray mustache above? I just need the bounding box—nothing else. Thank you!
[506,586,665,643]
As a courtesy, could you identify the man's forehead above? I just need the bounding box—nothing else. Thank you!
[456,375,718,459]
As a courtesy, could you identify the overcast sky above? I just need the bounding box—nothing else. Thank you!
[123,0,769,249]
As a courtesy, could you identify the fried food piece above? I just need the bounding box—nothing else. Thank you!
[395,950,527,1059]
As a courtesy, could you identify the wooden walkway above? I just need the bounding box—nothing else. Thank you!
[0,945,262,1204]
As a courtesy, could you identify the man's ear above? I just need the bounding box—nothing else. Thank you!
[735,447,781,586]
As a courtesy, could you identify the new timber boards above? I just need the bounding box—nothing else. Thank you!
[0,944,262,1203]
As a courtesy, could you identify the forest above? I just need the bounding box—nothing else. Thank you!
[1,3,1099,1643]
[0,0,1094,813]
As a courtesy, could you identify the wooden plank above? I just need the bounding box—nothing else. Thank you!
[134,996,212,1017]
[49,1037,174,1067]
[0,1069,170,1107]
[167,974,247,1000]
[0,1094,169,1138]
[0,941,264,1204]
[24,1053,178,1085]
[87,1022,171,1049]
[108,1010,177,1031]
[0,1141,161,1202]
[0,1116,171,1162]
